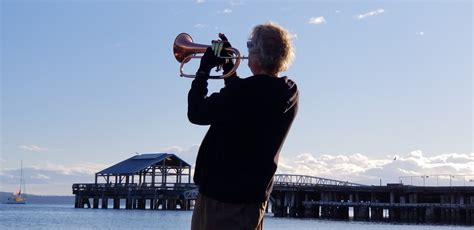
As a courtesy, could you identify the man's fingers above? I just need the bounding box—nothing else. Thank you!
[219,33,228,42]
[211,40,218,54]
[212,41,224,56]
[217,42,224,56]
[219,33,232,48]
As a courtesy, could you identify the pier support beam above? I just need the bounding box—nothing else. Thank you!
[113,198,120,209]
[74,195,81,208]
[425,207,438,224]
[354,206,369,221]
[137,198,146,209]
[93,197,99,209]
[335,206,349,220]
[389,208,400,222]
[320,206,330,219]
[303,204,319,218]
[101,198,108,209]
[371,207,384,221]
[272,194,286,217]
[466,209,474,225]
[83,198,91,208]
[126,198,133,209]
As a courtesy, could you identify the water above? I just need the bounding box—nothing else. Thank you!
[0,203,469,230]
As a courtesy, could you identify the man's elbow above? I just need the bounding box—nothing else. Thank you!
[187,112,209,125]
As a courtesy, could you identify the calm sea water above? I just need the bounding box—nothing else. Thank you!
[0,203,469,230]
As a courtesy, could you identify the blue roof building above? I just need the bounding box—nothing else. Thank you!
[94,153,192,187]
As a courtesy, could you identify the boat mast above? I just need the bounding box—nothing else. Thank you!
[20,160,26,196]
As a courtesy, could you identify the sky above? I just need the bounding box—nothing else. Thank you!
[1,0,473,195]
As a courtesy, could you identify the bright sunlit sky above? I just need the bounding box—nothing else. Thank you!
[1,0,473,195]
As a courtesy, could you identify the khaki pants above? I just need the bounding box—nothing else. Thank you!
[191,194,267,230]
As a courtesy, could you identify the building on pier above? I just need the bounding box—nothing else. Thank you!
[73,153,196,210]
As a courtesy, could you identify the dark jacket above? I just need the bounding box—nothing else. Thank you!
[188,74,299,203]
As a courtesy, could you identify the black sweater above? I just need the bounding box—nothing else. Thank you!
[188,74,299,203]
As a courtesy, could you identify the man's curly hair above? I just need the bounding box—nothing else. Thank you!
[248,22,295,74]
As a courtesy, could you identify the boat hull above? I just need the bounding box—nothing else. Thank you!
[5,200,26,204]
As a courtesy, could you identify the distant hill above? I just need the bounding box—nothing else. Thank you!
[0,191,74,205]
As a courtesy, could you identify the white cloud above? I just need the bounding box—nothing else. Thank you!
[218,9,232,14]
[0,162,108,195]
[308,16,326,25]
[416,31,425,36]
[31,173,50,180]
[4,146,472,195]
[31,161,109,176]
[335,10,342,14]
[355,8,385,20]
[230,1,244,6]
[277,150,474,186]
[162,145,199,165]
[193,24,208,29]
[19,145,49,152]
[196,0,205,4]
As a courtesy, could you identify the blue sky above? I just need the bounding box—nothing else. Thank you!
[1,0,472,195]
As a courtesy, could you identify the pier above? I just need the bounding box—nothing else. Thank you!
[270,174,474,225]
[73,154,473,225]
[73,153,196,210]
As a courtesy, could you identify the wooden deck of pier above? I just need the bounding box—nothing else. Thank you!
[73,155,474,225]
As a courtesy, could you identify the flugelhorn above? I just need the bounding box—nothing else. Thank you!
[173,33,248,79]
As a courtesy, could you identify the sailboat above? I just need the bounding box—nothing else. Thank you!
[6,161,27,204]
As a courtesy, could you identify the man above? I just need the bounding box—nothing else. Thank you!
[188,22,299,230]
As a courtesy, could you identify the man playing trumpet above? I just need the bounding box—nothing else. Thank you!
[188,22,299,230]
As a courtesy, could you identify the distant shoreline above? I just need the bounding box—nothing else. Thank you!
[0,191,74,205]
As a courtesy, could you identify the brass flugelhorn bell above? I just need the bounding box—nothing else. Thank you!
[173,33,247,79]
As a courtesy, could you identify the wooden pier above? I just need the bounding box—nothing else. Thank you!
[73,183,196,210]
[270,174,474,225]
[73,153,196,210]
[73,155,473,225]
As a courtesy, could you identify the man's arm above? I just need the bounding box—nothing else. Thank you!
[187,72,239,126]
[187,35,240,125]
[187,74,211,125]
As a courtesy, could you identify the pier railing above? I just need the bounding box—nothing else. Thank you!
[72,183,197,192]
[274,174,366,187]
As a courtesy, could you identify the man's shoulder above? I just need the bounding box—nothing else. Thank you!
[280,76,297,88]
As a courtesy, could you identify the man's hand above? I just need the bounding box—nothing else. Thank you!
[219,33,237,78]
[198,46,224,76]
[197,33,236,78]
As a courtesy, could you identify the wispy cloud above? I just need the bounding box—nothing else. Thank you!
[31,173,50,180]
[31,161,109,176]
[193,24,208,29]
[218,9,232,14]
[0,161,110,195]
[355,8,385,20]
[196,0,205,4]
[162,145,199,165]
[19,145,49,152]
[308,16,326,25]
[416,31,425,36]
[230,1,244,6]
[2,146,473,195]
[278,150,474,186]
